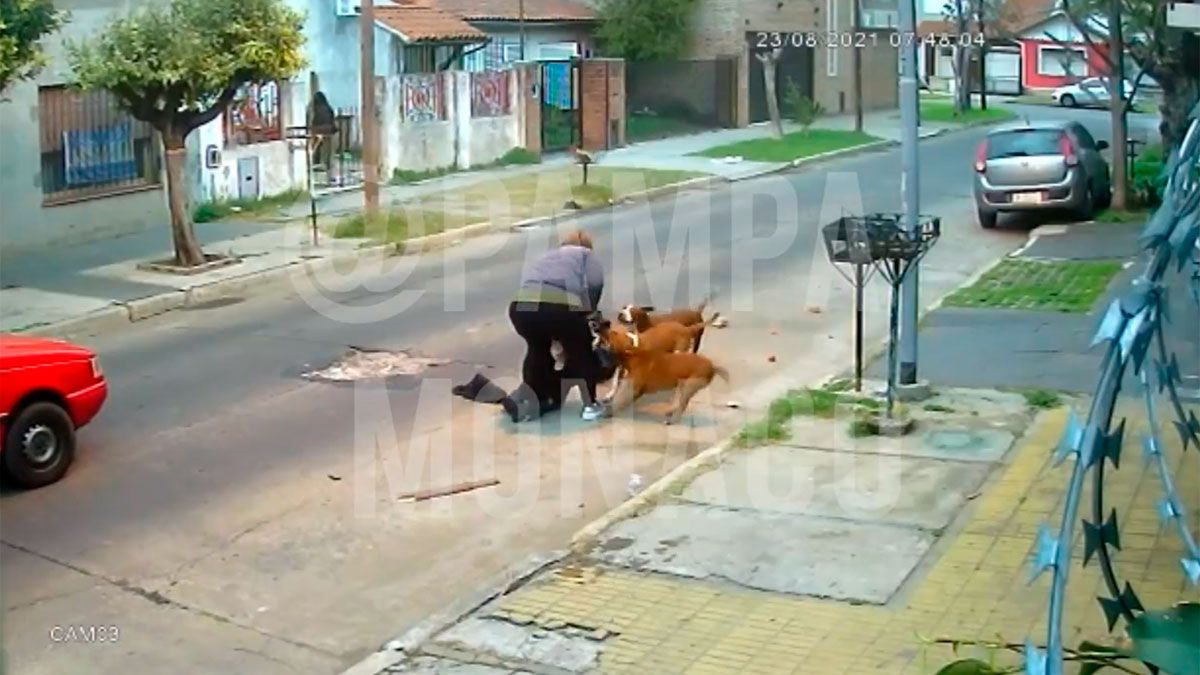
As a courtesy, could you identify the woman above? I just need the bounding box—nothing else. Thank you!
[504,230,608,422]
[451,230,610,423]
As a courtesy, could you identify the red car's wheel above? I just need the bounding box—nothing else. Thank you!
[3,401,76,488]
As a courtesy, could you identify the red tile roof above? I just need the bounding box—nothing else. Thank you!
[435,0,595,22]
[375,2,487,43]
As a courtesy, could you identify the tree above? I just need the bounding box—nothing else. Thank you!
[68,0,304,267]
[1062,0,1200,150]
[756,47,784,138]
[0,0,63,95]
[942,0,999,114]
[783,81,824,134]
[595,0,697,62]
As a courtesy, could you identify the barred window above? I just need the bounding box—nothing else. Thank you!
[37,85,161,204]
[225,81,283,146]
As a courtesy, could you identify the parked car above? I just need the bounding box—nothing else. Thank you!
[973,121,1112,228]
[0,335,107,488]
[1052,77,1139,109]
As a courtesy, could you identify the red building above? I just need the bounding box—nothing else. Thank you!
[1015,9,1110,90]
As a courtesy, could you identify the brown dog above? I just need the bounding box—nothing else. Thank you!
[617,296,717,353]
[594,324,728,424]
[593,317,712,404]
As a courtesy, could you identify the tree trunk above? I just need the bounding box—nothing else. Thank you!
[953,0,969,114]
[162,129,206,267]
[1159,74,1200,151]
[759,48,784,138]
[1108,0,1127,212]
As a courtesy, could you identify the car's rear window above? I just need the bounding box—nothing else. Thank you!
[986,130,1063,159]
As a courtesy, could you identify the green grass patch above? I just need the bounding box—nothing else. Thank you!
[919,100,1016,125]
[1094,208,1151,224]
[1022,389,1063,409]
[732,387,882,448]
[193,188,306,223]
[694,129,879,163]
[332,209,479,243]
[943,258,1124,313]
[627,113,709,143]
[337,166,696,238]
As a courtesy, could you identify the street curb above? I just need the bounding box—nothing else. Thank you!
[337,550,568,675]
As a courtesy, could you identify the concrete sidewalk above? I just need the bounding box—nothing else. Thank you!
[362,392,1197,675]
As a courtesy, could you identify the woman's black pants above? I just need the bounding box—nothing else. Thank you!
[508,301,600,411]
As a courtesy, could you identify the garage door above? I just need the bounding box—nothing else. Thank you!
[983,50,1021,95]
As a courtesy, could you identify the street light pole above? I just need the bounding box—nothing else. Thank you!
[519,0,527,61]
[898,0,921,385]
[360,0,379,220]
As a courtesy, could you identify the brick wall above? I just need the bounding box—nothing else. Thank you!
[579,59,626,152]
[685,0,898,126]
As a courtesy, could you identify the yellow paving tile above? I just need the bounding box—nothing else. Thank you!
[481,405,1198,673]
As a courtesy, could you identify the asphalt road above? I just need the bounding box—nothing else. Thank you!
[0,105,1156,675]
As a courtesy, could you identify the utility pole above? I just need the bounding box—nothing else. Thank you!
[360,0,380,220]
[1108,0,1128,211]
[519,0,527,60]
[852,0,863,132]
[898,0,921,385]
[977,1,988,110]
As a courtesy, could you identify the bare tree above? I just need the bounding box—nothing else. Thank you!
[756,46,785,138]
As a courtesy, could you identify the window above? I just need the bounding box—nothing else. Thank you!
[225,82,283,146]
[986,129,1063,159]
[404,45,437,73]
[37,85,161,204]
[1037,45,1087,77]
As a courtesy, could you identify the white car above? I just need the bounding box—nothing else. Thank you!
[1051,78,1139,109]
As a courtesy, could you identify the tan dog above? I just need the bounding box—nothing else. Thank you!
[617,296,717,353]
[593,317,712,403]
[594,324,728,424]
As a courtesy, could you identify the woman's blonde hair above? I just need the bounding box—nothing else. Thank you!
[560,230,594,250]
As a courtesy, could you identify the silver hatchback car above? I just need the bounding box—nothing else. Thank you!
[972,121,1112,228]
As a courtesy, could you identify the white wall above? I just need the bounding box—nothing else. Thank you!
[378,70,521,177]
[289,0,395,113]
[187,82,309,205]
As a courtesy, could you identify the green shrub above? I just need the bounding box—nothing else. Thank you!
[783,80,824,132]
[497,147,540,166]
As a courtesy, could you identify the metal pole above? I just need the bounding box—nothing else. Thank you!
[360,0,380,220]
[898,0,921,385]
[854,264,865,393]
[977,2,988,110]
[852,0,863,133]
[886,264,901,419]
[519,0,527,61]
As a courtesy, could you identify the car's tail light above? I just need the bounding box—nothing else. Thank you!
[1059,133,1079,167]
[90,356,103,380]
[974,140,987,172]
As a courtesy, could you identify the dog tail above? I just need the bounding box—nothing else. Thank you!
[713,365,730,383]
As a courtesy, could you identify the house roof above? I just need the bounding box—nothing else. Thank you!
[920,0,1056,38]
[434,0,595,22]
[374,2,487,43]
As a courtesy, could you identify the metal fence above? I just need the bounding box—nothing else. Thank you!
[37,85,161,204]
[625,59,736,141]
[311,105,363,191]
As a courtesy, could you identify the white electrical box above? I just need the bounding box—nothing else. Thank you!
[1168,2,1200,30]
[336,0,361,17]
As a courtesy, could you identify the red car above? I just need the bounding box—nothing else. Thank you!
[0,335,107,488]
